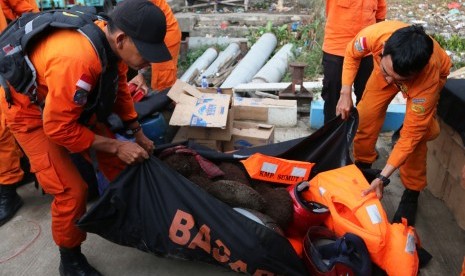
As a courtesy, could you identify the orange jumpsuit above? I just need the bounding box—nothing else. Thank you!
[321,0,386,122]
[323,0,386,56]
[0,0,39,22]
[0,0,38,185]
[342,21,452,191]
[0,21,135,248]
[149,0,181,91]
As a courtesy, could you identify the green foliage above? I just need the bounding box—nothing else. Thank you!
[177,45,226,77]
[432,33,465,52]
[250,0,272,10]
[431,33,465,71]
[247,18,324,81]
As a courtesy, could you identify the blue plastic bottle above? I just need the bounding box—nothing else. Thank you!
[201,76,208,88]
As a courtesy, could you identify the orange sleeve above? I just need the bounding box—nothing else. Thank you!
[342,21,408,86]
[376,0,387,20]
[3,0,39,19]
[0,7,7,31]
[112,61,138,123]
[150,0,181,48]
[41,55,100,153]
[0,0,14,21]
[387,43,452,168]
[341,26,379,86]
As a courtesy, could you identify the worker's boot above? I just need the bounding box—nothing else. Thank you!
[59,246,102,276]
[392,188,420,226]
[0,184,23,226]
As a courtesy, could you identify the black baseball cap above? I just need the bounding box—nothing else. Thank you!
[110,0,172,63]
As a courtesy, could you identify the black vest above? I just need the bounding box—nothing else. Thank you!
[0,7,119,123]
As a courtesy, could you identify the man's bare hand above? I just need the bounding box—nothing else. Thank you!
[336,85,353,120]
[361,178,384,199]
[134,131,155,155]
[115,141,149,165]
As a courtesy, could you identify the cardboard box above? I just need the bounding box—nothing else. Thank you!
[168,80,231,128]
[190,139,223,151]
[171,126,189,143]
[232,96,297,126]
[171,128,223,151]
[426,118,465,230]
[185,108,234,141]
[426,151,448,199]
[427,126,452,167]
[223,121,274,152]
[442,172,465,230]
[198,87,233,96]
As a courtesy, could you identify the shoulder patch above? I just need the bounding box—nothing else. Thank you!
[411,104,425,114]
[76,74,94,92]
[412,98,426,104]
[354,37,367,52]
[73,89,88,106]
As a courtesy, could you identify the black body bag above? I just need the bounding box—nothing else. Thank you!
[77,110,359,275]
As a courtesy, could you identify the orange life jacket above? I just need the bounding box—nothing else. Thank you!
[241,153,315,185]
[302,165,419,276]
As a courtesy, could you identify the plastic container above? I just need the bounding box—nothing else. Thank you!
[201,76,208,88]
[140,112,168,145]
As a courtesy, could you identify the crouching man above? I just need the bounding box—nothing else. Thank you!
[336,21,451,226]
[0,0,172,274]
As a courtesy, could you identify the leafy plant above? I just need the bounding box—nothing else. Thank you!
[432,33,465,52]
[247,18,324,81]
[250,0,272,10]
[431,33,465,71]
[177,45,226,77]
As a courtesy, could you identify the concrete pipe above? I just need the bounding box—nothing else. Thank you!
[180,47,218,83]
[198,42,241,83]
[251,43,294,83]
[220,32,277,88]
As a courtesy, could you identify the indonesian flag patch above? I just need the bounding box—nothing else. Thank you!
[76,74,93,92]
[73,74,94,106]
[354,36,367,52]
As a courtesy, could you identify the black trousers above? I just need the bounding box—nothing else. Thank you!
[321,52,373,123]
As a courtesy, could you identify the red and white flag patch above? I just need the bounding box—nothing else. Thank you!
[76,74,93,92]
[354,37,367,52]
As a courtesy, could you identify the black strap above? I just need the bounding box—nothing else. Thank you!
[77,22,119,124]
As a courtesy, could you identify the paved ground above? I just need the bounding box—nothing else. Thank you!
[1,117,464,275]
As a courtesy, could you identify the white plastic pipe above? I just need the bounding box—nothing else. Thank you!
[251,43,294,83]
[198,43,241,82]
[180,47,218,83]
[220,33,277,88]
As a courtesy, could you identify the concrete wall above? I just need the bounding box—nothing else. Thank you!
[174,0,326,38]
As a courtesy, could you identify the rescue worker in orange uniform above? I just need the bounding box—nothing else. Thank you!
[321,0,386,123]
[336,21,452,226]
[0,0,39,226]
[0,0,171,274]
[129,0,181,93]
